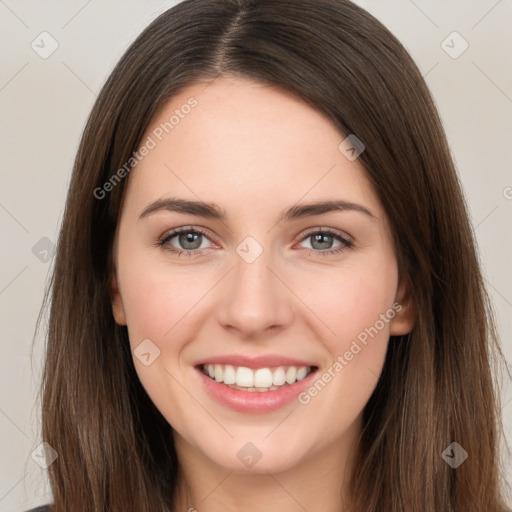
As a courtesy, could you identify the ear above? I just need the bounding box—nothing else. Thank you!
[109,272,127,326]
[389,276,415,336]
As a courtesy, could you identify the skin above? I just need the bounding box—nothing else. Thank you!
[110,76,415,512]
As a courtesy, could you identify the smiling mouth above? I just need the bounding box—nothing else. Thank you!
[199,363,317,392]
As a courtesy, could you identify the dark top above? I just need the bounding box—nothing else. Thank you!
[24,506,51,512]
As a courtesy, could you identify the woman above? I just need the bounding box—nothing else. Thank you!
[29,0,511,510]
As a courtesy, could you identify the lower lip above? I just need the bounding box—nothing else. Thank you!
[195,366,318,413]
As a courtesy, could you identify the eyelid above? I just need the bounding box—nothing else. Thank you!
[298,226,353,243]
[157,225,217,247]
[294,227,354,255]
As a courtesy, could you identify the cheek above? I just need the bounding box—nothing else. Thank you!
[120,264,205,347]
[116,253,212,421]
[297,261,398,349]
[292,262,398,424]
[294,260,398,406]
[116,221,218,342]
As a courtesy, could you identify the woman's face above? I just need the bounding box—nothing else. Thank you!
[110,76,414,474]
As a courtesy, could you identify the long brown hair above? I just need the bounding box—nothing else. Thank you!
[36,0,511,510]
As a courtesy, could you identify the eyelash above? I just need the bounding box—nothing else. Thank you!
[155,226,354,258]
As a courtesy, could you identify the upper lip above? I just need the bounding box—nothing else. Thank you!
[195,355,318,369]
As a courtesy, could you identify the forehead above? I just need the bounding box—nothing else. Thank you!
[122,76,381,221]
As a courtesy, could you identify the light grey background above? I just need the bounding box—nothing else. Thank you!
[0,1,511,510]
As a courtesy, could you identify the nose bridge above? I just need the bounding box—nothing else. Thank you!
[216,236,292,335]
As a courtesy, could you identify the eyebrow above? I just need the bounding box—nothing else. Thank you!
[138,197,376,223]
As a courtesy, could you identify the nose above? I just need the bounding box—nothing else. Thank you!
[215,246,294,338]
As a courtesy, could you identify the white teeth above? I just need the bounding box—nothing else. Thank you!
[236,366,254,387]
[223,365,236,385]
[285,367,297,384]
[272,367,286,386]
[254,368,273,388]
[296,367,308,381]
[202,364,313,390]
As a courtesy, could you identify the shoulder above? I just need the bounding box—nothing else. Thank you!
[23,506,51,512]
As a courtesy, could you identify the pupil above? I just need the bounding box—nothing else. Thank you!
[180,232,201,249]
[313,233,332,250]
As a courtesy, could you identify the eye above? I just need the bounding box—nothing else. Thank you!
[296,228,354,257]
[156,226,214,257]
